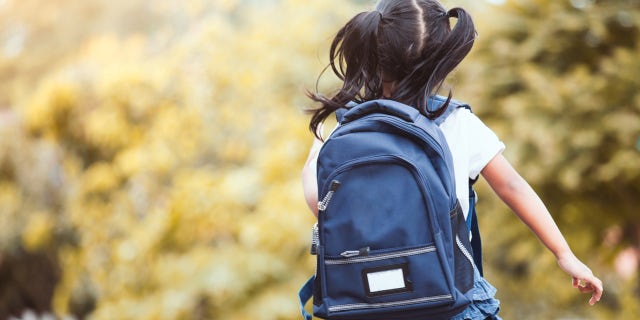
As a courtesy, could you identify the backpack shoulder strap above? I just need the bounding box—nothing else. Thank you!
[335,101,358,124]
[431,95,472,126]
[335,108,348,123]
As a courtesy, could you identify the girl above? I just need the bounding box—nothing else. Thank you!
[302,0,603,319]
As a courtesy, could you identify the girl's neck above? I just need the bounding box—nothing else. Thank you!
[382,81,396,98]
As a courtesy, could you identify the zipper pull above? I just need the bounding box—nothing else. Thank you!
[340,247,370,258]
[317,180,341,211]
[310,223,319,255]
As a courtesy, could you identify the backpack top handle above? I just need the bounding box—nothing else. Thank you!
[340,99,420,124]
[339,95,466,125]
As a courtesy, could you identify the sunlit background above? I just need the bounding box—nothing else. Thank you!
[0,0,638,319]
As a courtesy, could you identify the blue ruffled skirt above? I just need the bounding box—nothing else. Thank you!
[450,267,502,320]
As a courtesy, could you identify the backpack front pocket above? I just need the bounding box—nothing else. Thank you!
[320,244,454,316]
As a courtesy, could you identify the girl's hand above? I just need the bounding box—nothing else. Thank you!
[556,253,603,305]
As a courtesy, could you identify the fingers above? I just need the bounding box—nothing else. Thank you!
[574,275,603,305]
[578,285,593,293]
[559,256,603,305]
[588,276,604,305]
[588,282,602,306]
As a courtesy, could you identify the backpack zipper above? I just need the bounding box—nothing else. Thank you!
[310,223,320,255]
[455,235,477,269]
[317,180,341,212]
[328,294,453,313]
[340,246,370,258]
[326,245,436,265]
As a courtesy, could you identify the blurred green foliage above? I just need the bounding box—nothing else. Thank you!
[0,0,638,319]
[457,0,640,318]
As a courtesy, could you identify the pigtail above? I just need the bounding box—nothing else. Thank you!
[407,5,476,118]
[443,7,476,71]
[307,11,384,140]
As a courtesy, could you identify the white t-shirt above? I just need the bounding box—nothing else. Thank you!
[439,108,505,219]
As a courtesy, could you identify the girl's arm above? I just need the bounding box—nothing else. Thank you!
[481,153,603,305]
[302,137,323,217]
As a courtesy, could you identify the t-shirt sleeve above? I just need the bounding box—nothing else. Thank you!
[465,112,505,179]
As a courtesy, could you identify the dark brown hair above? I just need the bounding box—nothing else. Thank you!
[308,0,476,139]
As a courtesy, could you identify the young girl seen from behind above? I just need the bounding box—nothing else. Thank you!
[302,1,603,319]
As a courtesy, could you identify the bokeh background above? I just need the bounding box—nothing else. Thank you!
[0,0,638,319]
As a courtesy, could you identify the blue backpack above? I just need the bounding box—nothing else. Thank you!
[299,97,479,320]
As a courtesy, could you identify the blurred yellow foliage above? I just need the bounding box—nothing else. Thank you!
[1,0,363,318]
[24,81,80,139]
[21,211,56,252]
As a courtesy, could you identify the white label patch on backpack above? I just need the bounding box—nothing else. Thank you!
[367,268,405,292]
[362,264,412,297]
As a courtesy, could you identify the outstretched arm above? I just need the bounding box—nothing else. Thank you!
[481,153,603,305]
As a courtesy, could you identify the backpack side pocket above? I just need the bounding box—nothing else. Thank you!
[450,201,474,293]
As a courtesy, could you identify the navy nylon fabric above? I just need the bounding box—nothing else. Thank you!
[310,99,475,320]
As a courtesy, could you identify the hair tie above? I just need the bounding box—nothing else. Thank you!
[375,10,384,21]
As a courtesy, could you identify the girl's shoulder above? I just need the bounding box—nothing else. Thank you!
[440,107,503,145]
[439,106,475,128]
